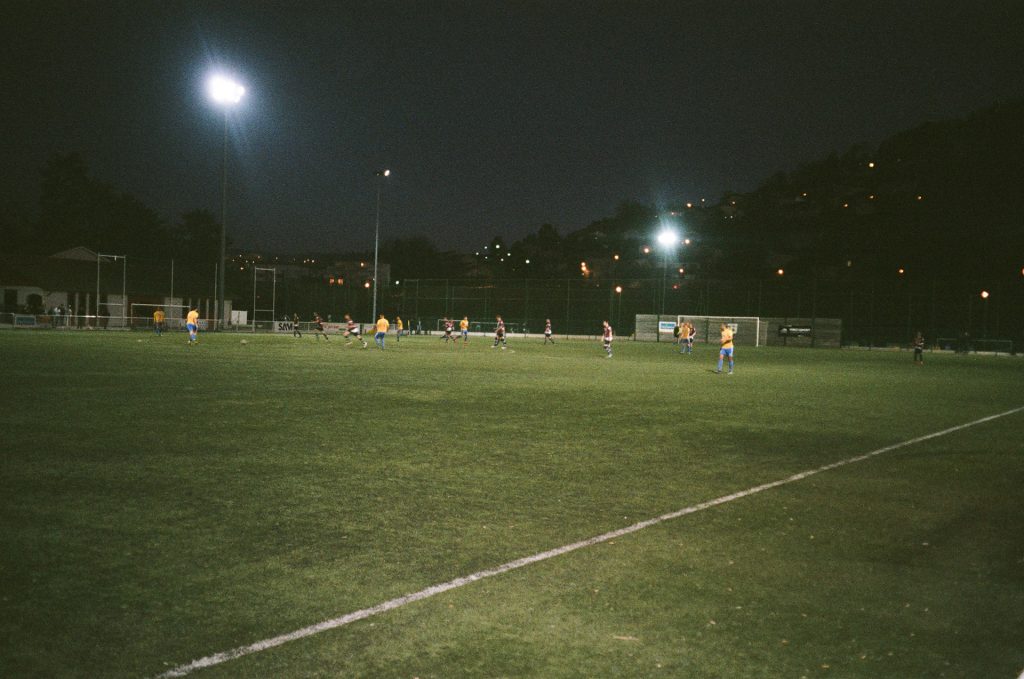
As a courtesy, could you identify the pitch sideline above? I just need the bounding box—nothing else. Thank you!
[156,405,1024,678]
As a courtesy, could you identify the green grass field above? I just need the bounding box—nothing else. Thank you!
[1,330,1022,678]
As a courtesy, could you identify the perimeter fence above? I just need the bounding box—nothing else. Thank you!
[381,277,1022,350]
[3,251,1021,350]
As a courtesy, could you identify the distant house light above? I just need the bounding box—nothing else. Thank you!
[777,268,785,276]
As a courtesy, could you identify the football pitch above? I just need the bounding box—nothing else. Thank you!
[1,331,1022,678]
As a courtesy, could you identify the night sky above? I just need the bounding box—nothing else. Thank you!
[3,1,1023,253]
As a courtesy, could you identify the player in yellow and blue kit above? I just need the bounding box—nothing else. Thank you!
[186,307,199,346]
[716,323,734,374]
[374,314,389,350]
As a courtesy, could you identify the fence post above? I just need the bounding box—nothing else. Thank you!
[523,278,529,332]
[565,278,571,337]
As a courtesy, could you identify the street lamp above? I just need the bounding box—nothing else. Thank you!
[372,169,391,321]
[207,74,245,330]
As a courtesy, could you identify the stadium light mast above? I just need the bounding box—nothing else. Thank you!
[656,226,680,341]
[207,74,245,330]
[372,169,391,322]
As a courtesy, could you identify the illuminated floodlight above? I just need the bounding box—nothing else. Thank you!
[208,75,245,105]
[656,227,679,248]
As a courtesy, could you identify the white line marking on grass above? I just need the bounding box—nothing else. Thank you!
[155,406,1024,678]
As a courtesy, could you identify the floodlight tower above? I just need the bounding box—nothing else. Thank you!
[372,169,391,322]
[656,226,680,342]
[207,74,245,329]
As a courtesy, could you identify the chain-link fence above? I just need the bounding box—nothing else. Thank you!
[4,252,1020,350]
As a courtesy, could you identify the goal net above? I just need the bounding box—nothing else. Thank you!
[678,315,767,347]
[130,303,192,330]
[435,318,523,334]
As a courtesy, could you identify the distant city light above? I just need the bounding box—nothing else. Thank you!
[917,195,924,201]
[684,238,691,245]
[847,260,853,267]
[801,192,808,197]
[613,254,620,260]
[615,285,623,294]
[898,268,905,275]
[678,268,684,274]
[980,290,990,299]
[868,194,876,200]
[868,161,875,168]
[777,268,785,276]
[686,202,693,208]
[364,281,370,289]
[525,259,530,264]
[495,244,501,250]
[642,246,651,254]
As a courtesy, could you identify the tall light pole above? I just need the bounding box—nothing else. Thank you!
[656,227,680,315]
[207,74,245,330]
[372,169,390,321]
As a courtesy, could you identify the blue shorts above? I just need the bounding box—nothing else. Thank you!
[375,332,385,340]
[720,347,734,357]
[187,322,197,333]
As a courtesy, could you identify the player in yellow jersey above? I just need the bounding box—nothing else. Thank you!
[186,307,200,346]
[153,307,165,336]
[395,316,404,342]
[716,323,734,374]
[374,314,389,350]
[459,316,469,346]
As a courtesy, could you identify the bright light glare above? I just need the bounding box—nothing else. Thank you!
[208,75,245,105]
[657,228,679,247]
[980,290,990,299]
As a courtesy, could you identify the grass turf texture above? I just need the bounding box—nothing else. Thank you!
[1,331,1022,678]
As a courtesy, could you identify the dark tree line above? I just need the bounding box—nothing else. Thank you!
[6,98,1021,289]
[1,153,223,263]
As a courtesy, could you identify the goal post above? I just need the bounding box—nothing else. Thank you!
[130,303,190,330]
[678,315,766,347]
[435,318,523,334]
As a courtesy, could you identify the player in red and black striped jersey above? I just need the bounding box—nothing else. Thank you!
[343,314,368,348]
[602,320,613,358]
[312,313,330,341]
[441,318,455,344]
[492,315,507,349]
[543,318,554,345]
